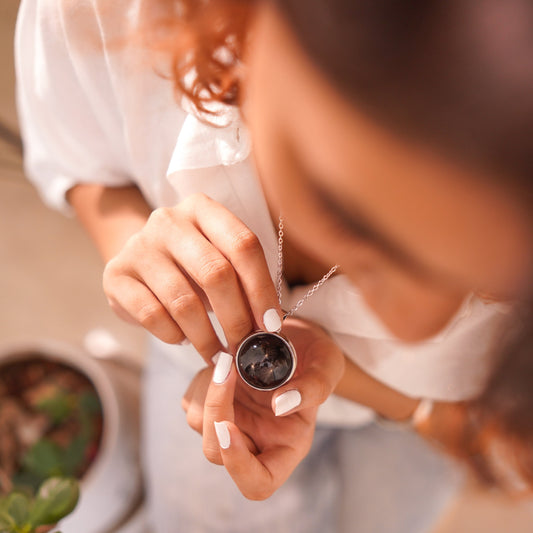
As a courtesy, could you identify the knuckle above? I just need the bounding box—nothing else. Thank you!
[136,301,167,328]
[102,257,124,285]
[203,396,224,414]
[145,207,183,237]
[123,230,145,250]
[148,206,173,226]
[231,229,262,257]
[189,192,209,204]
[117,232,153,264]
[181,192,208,213]
[167,292,201,318]
[198,258,235,289]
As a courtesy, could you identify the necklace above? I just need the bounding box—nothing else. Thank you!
[236,217,339,391]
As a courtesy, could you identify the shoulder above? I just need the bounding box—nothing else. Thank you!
[20,0,143,54]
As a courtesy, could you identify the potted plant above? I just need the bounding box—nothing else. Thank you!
[0,477,79,533]
[0,339,142,533]
[0,355,104,495]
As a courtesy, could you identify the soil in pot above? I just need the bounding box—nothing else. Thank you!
[0,355,103,495]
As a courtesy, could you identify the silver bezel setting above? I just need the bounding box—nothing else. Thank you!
[235,331,297,391]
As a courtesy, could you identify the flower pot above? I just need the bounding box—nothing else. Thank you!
[0,339,143,533]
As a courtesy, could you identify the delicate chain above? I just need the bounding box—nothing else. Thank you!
[276,216,339,320]
[276,217,285,306]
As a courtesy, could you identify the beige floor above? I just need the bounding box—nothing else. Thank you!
[2,1,533,532]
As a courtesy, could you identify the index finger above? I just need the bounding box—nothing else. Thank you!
[187,194,283,343]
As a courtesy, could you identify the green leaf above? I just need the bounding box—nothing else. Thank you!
[28,478,79,528]
[61,435,89,476]
[22,440,63,478]
[78,391,101,417]
[5,494,30,528]
[0,509,15,533]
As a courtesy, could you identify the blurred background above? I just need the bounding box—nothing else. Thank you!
[0,0,146,365]
[1,0,532,531]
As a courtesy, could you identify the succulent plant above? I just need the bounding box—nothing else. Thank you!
[0,477,79,533]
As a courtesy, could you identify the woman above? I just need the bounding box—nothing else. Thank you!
[16,0,533,531]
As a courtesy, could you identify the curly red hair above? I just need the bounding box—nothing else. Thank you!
[141,0,255,115]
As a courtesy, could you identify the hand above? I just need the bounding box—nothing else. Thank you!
[182,318,345,499]
[102,193,282,361]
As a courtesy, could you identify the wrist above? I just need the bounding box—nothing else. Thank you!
[68,184,151,263]
[386,396,421,422]
[376,398,435,430]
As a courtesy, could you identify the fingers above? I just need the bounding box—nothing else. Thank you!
[104,196,282,363]
[200,334,324,501]
[204,354,298,500]
[214,421,298,500]
[182,194,283,341]
[104,255,223,362]
[271,334,345,417]
[182,367,213,434]
[129,248,224,361]
[202,352,259,465]
[163,217,256,348]
[103,271,185,344]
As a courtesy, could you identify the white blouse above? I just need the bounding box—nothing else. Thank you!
[16,0,510,426]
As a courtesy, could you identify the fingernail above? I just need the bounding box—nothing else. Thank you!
[213,351,233,384]
[214,421,231,449]
[274,389,301,416]
[263,308,282,333]
[211,353,219,365]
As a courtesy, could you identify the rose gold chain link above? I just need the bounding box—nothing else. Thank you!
[276,216,339,320]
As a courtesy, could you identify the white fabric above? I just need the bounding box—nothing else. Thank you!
[16,0,511,428]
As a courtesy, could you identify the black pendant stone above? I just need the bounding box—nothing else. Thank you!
[236,332,296,390]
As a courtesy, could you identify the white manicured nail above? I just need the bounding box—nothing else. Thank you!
[274,390,301,416]
[263,308,282,332]
[213,352,233,384]
[214,421,231,449]
[211,353,220,365]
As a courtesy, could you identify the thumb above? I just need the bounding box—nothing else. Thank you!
[271,341,345,417]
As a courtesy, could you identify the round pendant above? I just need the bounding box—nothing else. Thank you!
[236,331,297,391]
